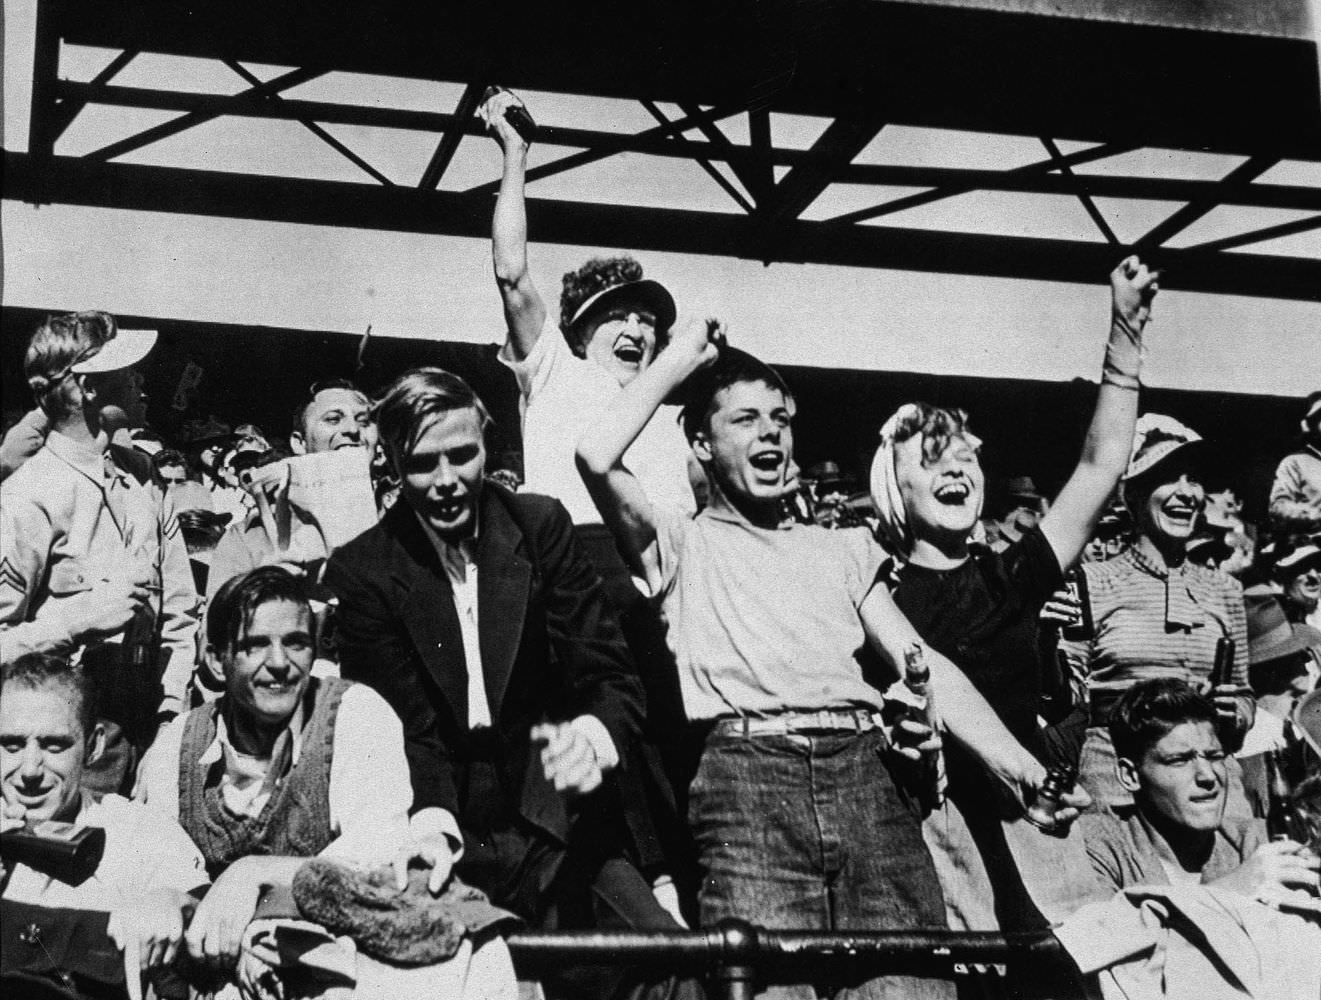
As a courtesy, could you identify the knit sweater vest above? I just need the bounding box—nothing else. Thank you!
[178,677,349,879]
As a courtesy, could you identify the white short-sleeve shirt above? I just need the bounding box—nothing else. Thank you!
[500,321,695,525]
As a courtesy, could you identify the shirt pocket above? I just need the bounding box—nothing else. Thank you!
[46,558,96,596]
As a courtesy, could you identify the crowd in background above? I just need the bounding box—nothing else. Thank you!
[1,87,1319,1000]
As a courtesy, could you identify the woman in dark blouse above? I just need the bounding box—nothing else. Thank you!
[868,257,1158,934]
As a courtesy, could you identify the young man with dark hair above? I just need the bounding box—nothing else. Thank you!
[2,652,207,993]
[325,367,697,1000]
[1082,677,1318,906]
[152,448,191,489]
[578,321,1067,999]
[1,311,199,793]
[136,565,515,995]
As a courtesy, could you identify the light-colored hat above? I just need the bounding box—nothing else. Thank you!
[71,329,157,374]
[1276,539,1321,574]
[1123,413,1204,481]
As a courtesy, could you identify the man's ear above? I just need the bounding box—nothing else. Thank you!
[289,431,307,456]
[691,431,712,464]
[84,722,107,768]
[1116,754,1142,794]
[204,644,228,685]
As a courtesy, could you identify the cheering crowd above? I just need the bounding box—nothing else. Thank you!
[2,89,1319,1000]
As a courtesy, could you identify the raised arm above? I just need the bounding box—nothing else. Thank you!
[482,88,547,360]
[576,317,719,582]
[859,584,1048,801]
[1041,256,1158,571]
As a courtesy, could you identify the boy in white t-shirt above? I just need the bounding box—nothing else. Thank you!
[480,88,696,530]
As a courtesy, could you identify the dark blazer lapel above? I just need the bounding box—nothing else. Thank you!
[386,504,469,726]
[476,489,532,718]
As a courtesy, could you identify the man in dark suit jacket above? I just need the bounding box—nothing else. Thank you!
[324,368,695,1000]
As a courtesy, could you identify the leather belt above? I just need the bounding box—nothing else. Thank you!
[712,708,882,738]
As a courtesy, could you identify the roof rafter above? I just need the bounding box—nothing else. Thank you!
[8,152,1316,302]
[83,66,326,163]
[224,60,393,186]
[49,81,1321,211]
[1137,156,1278,248]
[418,82,485,190]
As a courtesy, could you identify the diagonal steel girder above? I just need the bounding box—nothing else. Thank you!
[6,152,1317,303]
[48,81,1321,214]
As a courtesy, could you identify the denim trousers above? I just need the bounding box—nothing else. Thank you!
[688,726,953,1000]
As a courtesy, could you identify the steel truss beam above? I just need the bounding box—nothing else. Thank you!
[14,0,1321,305]
[7,152,1318,302]
[42,79,1321,216]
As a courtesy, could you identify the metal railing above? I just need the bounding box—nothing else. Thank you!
[509,920,1071,1000]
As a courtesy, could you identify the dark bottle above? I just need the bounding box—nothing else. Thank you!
[1026,763,1077,831]
[481,86,536,143]
[1265,748,1298,842]
[1060,567,1094,641]
[903,643,945,807]
[1208,636,1236,689]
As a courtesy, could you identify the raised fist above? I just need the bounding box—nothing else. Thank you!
[1111,255,1159,327]
[480,87,530,154]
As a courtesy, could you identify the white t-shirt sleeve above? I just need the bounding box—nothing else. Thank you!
[839,527,888,608]
[324,683,413,865]
[650,505,693,601]
[498,316,566,403]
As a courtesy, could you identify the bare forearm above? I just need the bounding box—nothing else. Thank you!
[1079,379,1140,478]
[231,854,305,890]
[930,654,1043,785]
[1041,259,1154,569]
[577,353,693,475]
[493,147,530,287]
[492,145,545,358]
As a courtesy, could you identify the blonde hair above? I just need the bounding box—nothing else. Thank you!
[24,311,118,419]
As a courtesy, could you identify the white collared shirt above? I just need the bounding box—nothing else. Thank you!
[411,509,618,768]
[415,514,492,728]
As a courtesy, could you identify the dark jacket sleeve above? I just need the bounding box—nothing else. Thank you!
[324,547,458,817]
[530,496,645,760]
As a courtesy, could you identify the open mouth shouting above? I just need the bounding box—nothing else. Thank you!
[428,496,470,526]
[1162,500,1198,527]
[613,335,646,367]
[748,448,786,482]
[934,478,973,506]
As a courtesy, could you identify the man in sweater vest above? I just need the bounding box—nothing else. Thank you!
[135,566,514,996]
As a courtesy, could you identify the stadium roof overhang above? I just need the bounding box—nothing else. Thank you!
[6,0,1321,302]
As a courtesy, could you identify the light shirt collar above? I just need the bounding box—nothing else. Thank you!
[199,697,308,771]
[44,428,115,486]
[700,496,796,531]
